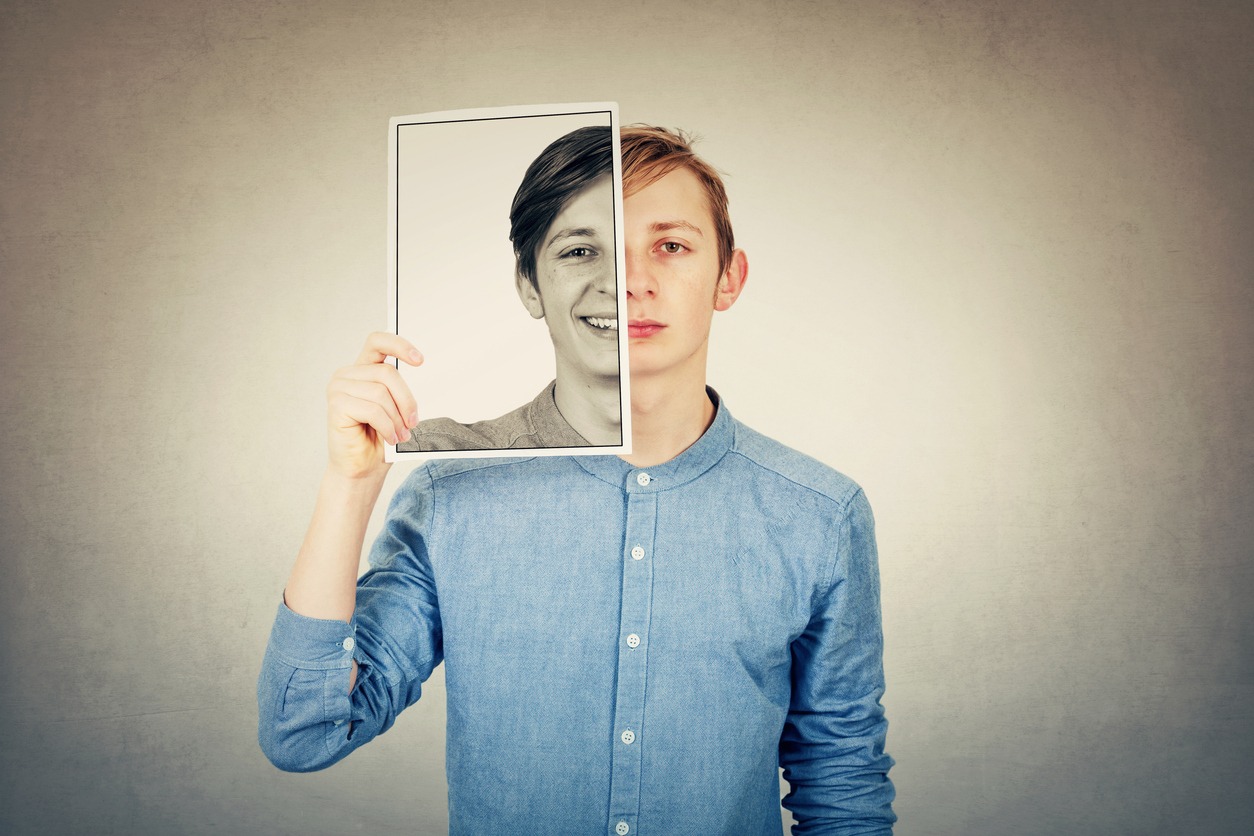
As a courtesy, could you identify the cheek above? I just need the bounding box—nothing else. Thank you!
[544,262,603,296]
[676,267,721,316]
[557,259,604,279]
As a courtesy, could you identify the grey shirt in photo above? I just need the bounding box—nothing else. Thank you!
[398,381,595,452]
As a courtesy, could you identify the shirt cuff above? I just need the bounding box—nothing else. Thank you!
[267,599,358,672]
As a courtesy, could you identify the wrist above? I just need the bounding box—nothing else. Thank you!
[321,465,389,509]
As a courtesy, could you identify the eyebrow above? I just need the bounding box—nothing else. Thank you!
[650,220,704,237]
[545,227,600,248]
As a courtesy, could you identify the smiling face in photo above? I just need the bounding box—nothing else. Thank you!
[518,173,619,385]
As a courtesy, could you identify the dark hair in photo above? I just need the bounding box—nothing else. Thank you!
[510,125,613,288]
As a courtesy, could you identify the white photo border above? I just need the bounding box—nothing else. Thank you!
[386,102,631,461]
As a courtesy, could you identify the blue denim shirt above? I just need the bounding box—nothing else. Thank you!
[258,394,895,834]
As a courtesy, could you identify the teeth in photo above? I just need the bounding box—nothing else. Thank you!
[585,317,618,330]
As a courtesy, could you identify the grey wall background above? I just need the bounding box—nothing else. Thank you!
[2,1,1250,833]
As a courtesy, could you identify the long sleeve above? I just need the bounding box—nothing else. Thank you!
[257,467,444,772]
[779,488,896,834]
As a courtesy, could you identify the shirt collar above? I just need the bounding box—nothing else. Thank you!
[575,387,734,493]
[532,380,594,446]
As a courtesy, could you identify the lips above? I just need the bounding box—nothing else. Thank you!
[627,319,664,339]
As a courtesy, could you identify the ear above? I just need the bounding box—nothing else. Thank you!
[714,248,748,312]
[515,271,545,319]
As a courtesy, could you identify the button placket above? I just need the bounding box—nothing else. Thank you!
[608,489,656,830]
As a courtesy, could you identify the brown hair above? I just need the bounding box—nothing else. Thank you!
[620,125,735,277]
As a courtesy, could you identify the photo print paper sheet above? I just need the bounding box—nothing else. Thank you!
[387,102,630,461]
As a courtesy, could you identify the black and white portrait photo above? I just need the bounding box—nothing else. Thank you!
[389,104,630,459]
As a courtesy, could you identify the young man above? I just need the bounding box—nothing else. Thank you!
[259,126,896,834]
[398,124,622,452]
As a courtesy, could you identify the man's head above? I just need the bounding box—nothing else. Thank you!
[510,125,613,290]
[617,126,748,385]
[620,125,735,279]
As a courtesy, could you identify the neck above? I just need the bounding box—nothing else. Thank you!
[622,368,715,468]
[553,369,623,446]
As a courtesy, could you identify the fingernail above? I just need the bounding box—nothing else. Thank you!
[408,412,419,428]
[409,349,424,363]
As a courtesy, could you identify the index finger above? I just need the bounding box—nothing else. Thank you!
[356,331,424,366]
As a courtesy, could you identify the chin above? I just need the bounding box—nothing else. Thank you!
[576,350,624,381]
[590,366,624,384]
[625,359,665,378]
[561,356,623,385]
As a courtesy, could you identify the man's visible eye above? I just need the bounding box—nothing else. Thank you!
[560,246,597,259]
[659,241,687,254]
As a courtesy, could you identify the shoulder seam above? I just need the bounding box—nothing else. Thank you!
[725,447,861,514]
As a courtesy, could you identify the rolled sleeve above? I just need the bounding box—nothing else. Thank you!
[780,488,896,834]
[257,467,443,773]
[257,601,359,772]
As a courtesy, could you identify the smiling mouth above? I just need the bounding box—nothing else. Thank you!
[583,316,618,331]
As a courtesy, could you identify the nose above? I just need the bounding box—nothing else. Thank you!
[625,248,656,299]
[593,254,615,296]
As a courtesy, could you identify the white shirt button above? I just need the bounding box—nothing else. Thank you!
[635,472,651,486]
[341,637,355,652]
[626,634,640,648]
[630,545,645,560]
[615,822,630,835]
[620,729,635,745]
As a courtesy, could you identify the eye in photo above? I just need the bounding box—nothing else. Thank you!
[387,103,630,460]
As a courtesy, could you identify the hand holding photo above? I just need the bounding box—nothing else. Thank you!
[387,103,630,460]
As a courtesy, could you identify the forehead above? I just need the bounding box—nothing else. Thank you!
[624,166,714,230]
[547,174,613,228]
